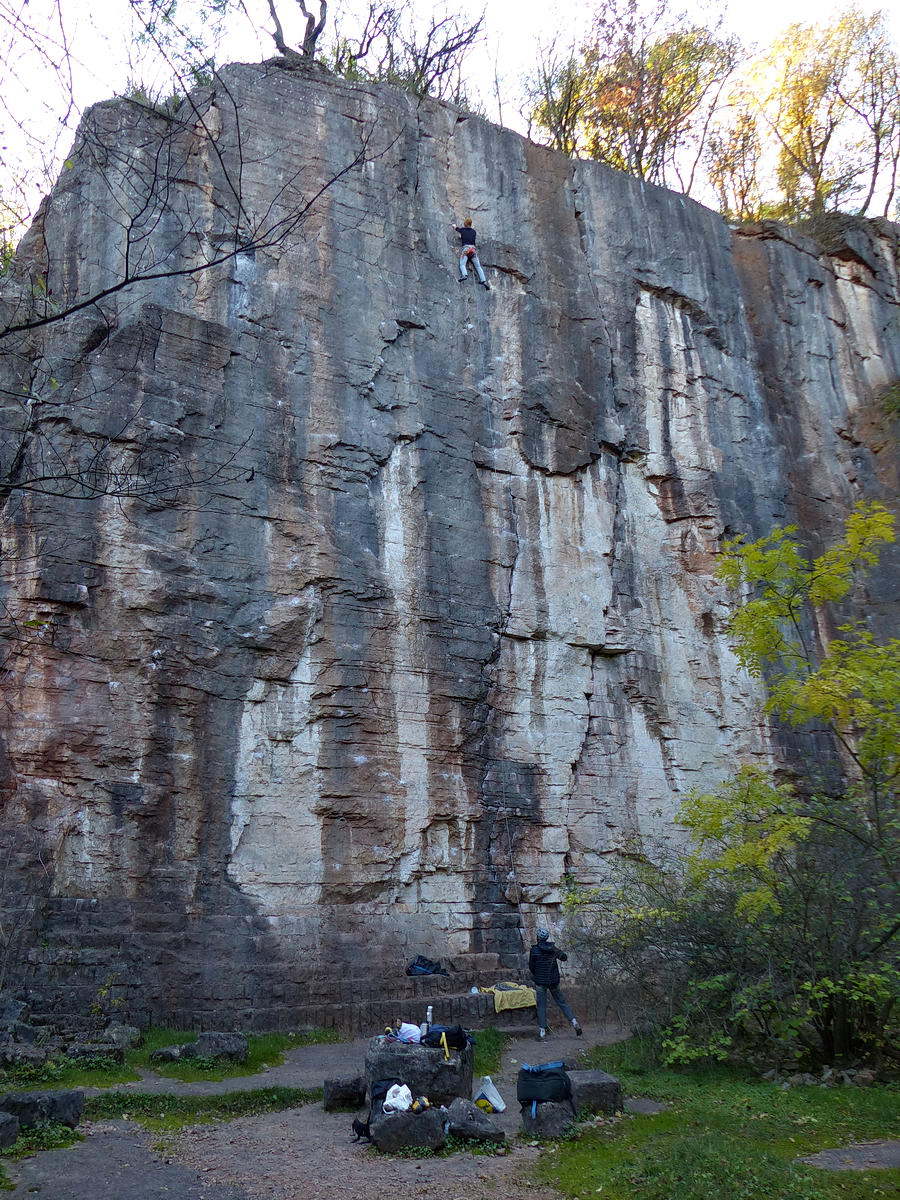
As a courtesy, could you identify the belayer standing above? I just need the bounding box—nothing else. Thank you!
[528,927,583,1041]
[453,217,490,289]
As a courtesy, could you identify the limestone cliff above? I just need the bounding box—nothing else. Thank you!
[1,63,897,1026]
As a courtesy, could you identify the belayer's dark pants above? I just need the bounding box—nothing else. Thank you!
[535,985,576,1029]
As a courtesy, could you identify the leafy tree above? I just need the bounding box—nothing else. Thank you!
[705,110,765,221]
[744,7,900,220]
[567,503,899,1066]
[577,0,741,193]
[523,39,590,157]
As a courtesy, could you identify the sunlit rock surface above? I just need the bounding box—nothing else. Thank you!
[1,63,897,1025]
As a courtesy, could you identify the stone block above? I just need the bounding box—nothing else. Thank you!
[568,1069,622,1114]
[520,1100,576,1138]
[0,997,29,1030]
[0,1112,20,1149]
[446,1097,505,1143]
[0,1090,84,1130]
[323,1075,367,1111]
[184,1032,248,1062]
[66,1041,126,1064]
[370,1107,446,1153]
[104,1022,142,1049]
[365,1036,473,1108]
[0,1042,47,1069]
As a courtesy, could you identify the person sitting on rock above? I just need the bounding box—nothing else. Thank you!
[453,218,490,289]
[528,927,583,1040]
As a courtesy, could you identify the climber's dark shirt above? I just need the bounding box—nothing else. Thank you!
[455,226,477,246]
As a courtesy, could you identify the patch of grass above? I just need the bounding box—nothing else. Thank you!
[84,1085,322,1131]
[0,1121,82,1160]
[472,1026,510,1077]
[0,1166,12,1190]
[537,1038,900,1200]
[131,1027,342,1083]
[0,1054,139,1091]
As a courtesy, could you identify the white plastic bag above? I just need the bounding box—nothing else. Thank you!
[397,1022,422,1043]
[473,1075,506,1113]
[383,1083,413,1112]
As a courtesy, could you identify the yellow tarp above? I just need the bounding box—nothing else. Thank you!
[481,981,537,1013]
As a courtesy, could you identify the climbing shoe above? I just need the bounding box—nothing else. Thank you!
[572,1020,583,1036]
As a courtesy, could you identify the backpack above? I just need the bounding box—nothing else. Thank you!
[516,1061,576,1114]
[405,955,448,976]
[421,1024,470,1051]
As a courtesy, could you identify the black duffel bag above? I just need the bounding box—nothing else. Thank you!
[517,1060,575,1113]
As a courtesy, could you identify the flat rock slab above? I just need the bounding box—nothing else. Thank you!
[3,1120,249,1199]
[624,1097,669,1115]
[799,1140,900,1171]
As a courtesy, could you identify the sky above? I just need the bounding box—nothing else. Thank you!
[2,0,899,224]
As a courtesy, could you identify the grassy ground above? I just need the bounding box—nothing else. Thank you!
[132,1027,342,1083]
[535,1039,900,1200]
[0,1027,343,1091]
[472,1027,510,1077]
[84,1085,322,1131]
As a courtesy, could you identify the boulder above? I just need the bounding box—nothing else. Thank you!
[0,1112,20,1149]
[10,1023,37,1044]
[323,1075,367,1111]
[0,1090,84,1129]
[520,1100,575,1138]
[0,1041,47,1069]
[445,1097,505,1143]
[149,1045,184,1063]
[66,1041,125,1064]
[365,1036,473,1108]
[0,997,28,1031]
[182,1032,248,1062]
[151,1032,248,1064]
[568,1069,622,1115]
[104,1023,142,1050]
[370,1107,446,1153]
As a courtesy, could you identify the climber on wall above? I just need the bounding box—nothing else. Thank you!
[453,217,490,289]
[528,927,583,1041]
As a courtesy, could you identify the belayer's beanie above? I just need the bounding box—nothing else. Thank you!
[537,927,550,941]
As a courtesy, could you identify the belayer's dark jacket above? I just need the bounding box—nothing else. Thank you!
[528,939,567,988]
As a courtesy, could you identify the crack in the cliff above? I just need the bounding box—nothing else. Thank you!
[458,480,521,757]
[570,163,619,403]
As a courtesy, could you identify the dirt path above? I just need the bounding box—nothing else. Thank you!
[8,1022,626,1200]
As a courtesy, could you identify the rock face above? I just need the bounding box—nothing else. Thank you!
[520,1099,575,1138]
[323,1075,367,1111]
[369,1106,446,1152]
[0,62,897,1027]
[365,1036,473,1107]
[0,1090,84,1130]
[445,1096,505,1142]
